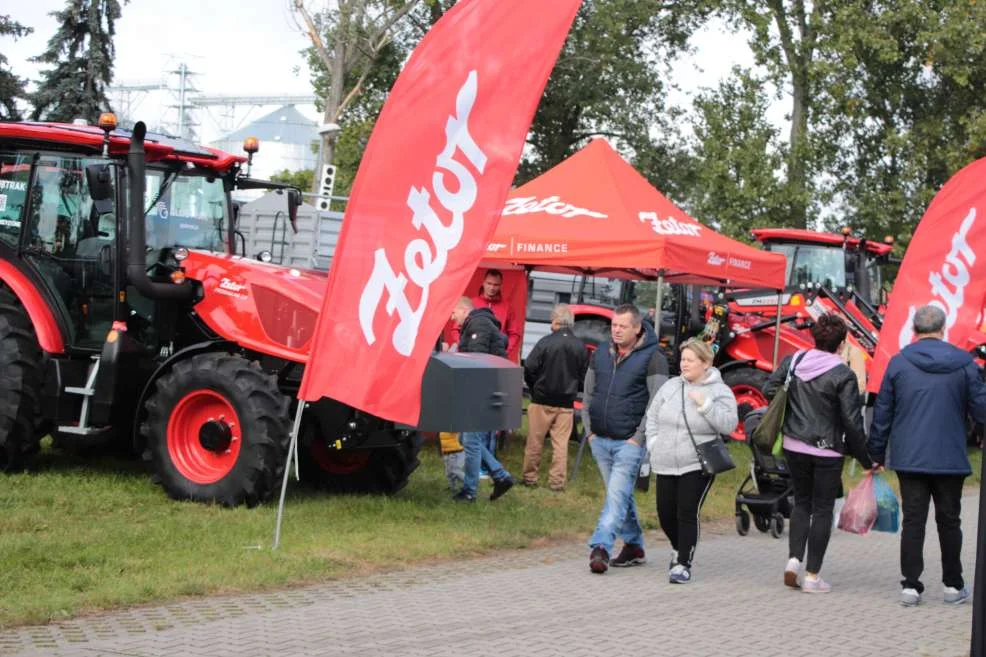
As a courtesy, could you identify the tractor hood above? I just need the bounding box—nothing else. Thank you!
[181,251,328,362]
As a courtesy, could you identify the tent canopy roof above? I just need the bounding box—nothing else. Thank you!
[485,139,786,289]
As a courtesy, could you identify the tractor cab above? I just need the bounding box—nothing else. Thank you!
[751,228,895,320]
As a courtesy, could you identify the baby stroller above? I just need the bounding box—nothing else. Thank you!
[734,408,794,539]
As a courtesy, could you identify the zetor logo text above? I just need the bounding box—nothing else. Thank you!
[502,196,607,219]
[639,211,701,237]
[898,207,977,349]
[358,71,486,357]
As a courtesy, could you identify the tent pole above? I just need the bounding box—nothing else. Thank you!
[273,401,306,550]
[653,272,665,343]
[772,291,782,368]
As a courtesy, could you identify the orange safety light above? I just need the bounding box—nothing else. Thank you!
[840,226,852,236]
[170,270,186,284]
[98,112,117,131]
[243,136,260,154]
[884,235,895,245]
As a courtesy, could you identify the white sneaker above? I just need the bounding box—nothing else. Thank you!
[669,563,691,584]
[900,588,921,607]
[668,550,678,571]
[784,558,801,589]
[944,586,969,605]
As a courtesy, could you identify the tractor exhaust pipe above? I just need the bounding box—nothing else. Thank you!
[127,122,193,300]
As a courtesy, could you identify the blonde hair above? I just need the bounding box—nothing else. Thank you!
[456,296,473,310]
[680,337,714,364]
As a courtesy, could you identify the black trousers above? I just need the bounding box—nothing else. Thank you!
[655,470,714,568]
[785,450,844,574]
[898,472,966,593]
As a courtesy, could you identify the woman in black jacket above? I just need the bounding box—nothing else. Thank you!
[763,313,873,593]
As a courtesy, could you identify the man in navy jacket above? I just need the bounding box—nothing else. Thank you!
[869,305,986,607]
[582,304,669,573]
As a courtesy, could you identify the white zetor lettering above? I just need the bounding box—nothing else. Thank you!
[502,195,608,219]
[898,207,977,348]
[358,70,487,356]
[638,211,701,237]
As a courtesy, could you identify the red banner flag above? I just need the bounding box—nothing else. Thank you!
[869,157,986,393]
[297,0,582,423]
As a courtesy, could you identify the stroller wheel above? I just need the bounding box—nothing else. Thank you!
[735,510,750,536]
[754,514,770,533]
[769,513,785,539]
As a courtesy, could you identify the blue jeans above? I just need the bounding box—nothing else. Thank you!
[461,431,510,497]
[588,437,645,554]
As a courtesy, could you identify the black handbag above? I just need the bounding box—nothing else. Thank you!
[681,383,735,475]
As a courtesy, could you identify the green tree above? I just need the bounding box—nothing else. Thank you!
[0,15,33,120]
[813,0,986,246]
[29,0,126,123]
[717,0,834,228]
[270,169,315,193]
[294,0,419,194]
[687,67,787,239]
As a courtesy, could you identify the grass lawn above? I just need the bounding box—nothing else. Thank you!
[0,433,981,628]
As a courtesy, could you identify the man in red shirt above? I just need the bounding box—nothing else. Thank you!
[471,269,521,360]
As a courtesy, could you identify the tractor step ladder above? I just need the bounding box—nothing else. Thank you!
[59,356,111,436]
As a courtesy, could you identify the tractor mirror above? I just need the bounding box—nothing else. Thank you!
[286,188,302,233]
[85,163,114,215]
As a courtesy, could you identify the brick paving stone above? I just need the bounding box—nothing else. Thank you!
[0,494,980,656]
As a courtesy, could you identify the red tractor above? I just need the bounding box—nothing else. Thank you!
[0,117,500,505]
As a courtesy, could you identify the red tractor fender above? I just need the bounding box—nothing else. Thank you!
[0,260,65,354]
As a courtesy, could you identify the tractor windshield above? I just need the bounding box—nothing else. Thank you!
[769,243,846,291]
[144,170,227,253]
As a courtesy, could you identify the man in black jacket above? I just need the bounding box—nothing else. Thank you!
[522,305,589,491]
[449,297,514,502]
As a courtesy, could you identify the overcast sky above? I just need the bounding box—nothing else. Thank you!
[3,2,766,144]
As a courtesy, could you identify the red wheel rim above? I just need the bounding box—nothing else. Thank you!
[309,439,371,474]
[730,384,769,441]
[167,390,242,484]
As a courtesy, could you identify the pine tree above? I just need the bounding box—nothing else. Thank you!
[29,0,125,123]
[0,15,33,120]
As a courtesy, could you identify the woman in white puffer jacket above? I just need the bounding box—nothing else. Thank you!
[645,338,738,584]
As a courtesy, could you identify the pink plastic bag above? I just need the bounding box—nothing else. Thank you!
[838,472,877,535]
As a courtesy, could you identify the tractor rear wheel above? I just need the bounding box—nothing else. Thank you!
[0,288,44,471]
[301,422,423,495]
[141,352,290,507]
[722,367,770,441]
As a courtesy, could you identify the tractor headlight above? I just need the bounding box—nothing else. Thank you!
[257,250,273,263]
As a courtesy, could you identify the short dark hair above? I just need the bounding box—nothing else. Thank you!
[811,313,847,353]
[613,303,642,326]
[484,269,503,281]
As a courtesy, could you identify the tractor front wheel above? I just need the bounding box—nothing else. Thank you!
[722,367,770,441]
[141,353,290,507]
[0,288,44,471]
[300,421,423,495]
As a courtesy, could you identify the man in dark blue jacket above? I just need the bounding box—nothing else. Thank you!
[581,304,669,573]
[868,305,986,606]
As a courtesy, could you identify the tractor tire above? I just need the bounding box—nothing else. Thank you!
[301,424,423,495]
[0,288,44,471]
[722,367,770,440]
[141,352,290,507]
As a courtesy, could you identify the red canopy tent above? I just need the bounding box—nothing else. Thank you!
[484,138,786,290]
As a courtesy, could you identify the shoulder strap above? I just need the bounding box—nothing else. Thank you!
[783,350,809,390]
[680,382,701,454]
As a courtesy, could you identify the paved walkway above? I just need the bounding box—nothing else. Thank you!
[1,495,980,657]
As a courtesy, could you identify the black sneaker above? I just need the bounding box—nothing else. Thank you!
[490,476,514,501]
[452,490,476,503]
[589,546,609,574]
[611,543,646,567]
